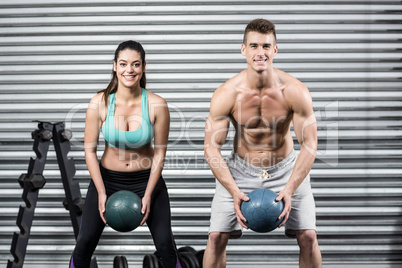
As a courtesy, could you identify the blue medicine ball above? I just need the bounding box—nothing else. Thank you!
[240,188,284,233]
[105,190,143,232]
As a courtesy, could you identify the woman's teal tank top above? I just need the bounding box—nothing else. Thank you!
[101,88,154,149]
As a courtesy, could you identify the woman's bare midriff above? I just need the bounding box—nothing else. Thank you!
[101,144,154,172]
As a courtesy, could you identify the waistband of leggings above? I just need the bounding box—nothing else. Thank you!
[99,163,151,183]
[229,150,297,175]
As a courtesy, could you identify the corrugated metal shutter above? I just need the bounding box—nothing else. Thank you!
[0,0,401,267]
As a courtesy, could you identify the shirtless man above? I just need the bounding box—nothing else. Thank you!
[203,19,322,267]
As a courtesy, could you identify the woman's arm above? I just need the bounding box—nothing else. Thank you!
[140,94,170,225]
[84,94,107,223]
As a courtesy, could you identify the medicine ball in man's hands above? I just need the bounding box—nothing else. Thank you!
[241,188,284,233]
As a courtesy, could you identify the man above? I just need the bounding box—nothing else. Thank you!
[203,19,322,267]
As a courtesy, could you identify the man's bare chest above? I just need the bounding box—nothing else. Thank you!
[231,90,291,130]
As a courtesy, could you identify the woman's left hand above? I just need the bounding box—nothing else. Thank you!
[140,195,151,225]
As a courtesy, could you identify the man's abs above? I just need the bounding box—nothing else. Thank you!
[234,130,294,167]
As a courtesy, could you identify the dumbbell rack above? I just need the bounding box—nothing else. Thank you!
[7,121,97,268]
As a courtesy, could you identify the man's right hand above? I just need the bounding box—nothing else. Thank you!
[233,192,250,228]
[276,188,292,227]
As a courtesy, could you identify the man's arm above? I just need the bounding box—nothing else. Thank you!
[204,87,250,228]
[277,81,318,226]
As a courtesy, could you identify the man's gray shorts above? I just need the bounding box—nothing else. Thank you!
[209,150,317,239]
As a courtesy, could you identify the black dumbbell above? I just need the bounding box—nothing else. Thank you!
[39,129,53,141]
[178,246,200,268]
[18,174,28,188]
[61,129,73,141]
[143,247,201,268]
[18,173,46,190]
[113,255,128,268]
[180,252,199,268]
[195,250,205,267]
[63,197,85,215]
[178,246,197,255]
[143,254,160,268]
[31,129,40,140]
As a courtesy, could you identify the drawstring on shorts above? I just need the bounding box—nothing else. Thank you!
[259,170,271,180]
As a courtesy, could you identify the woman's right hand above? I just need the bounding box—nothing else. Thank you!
[98,192,107,224]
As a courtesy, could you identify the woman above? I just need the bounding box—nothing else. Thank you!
[70,40,182,267]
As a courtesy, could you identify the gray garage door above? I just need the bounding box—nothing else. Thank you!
[0,0,401,267]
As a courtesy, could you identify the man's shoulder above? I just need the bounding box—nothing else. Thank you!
[210,72,246,115]
[275,68,300,84]
[275,69,313,112]
[275,68,308,95]
[214,72,244,96]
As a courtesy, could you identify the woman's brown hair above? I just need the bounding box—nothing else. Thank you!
[99,40,146,106]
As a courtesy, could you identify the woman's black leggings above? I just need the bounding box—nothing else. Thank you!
[71,164,181,268]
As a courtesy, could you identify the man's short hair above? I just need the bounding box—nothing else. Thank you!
[243,18,277,44]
